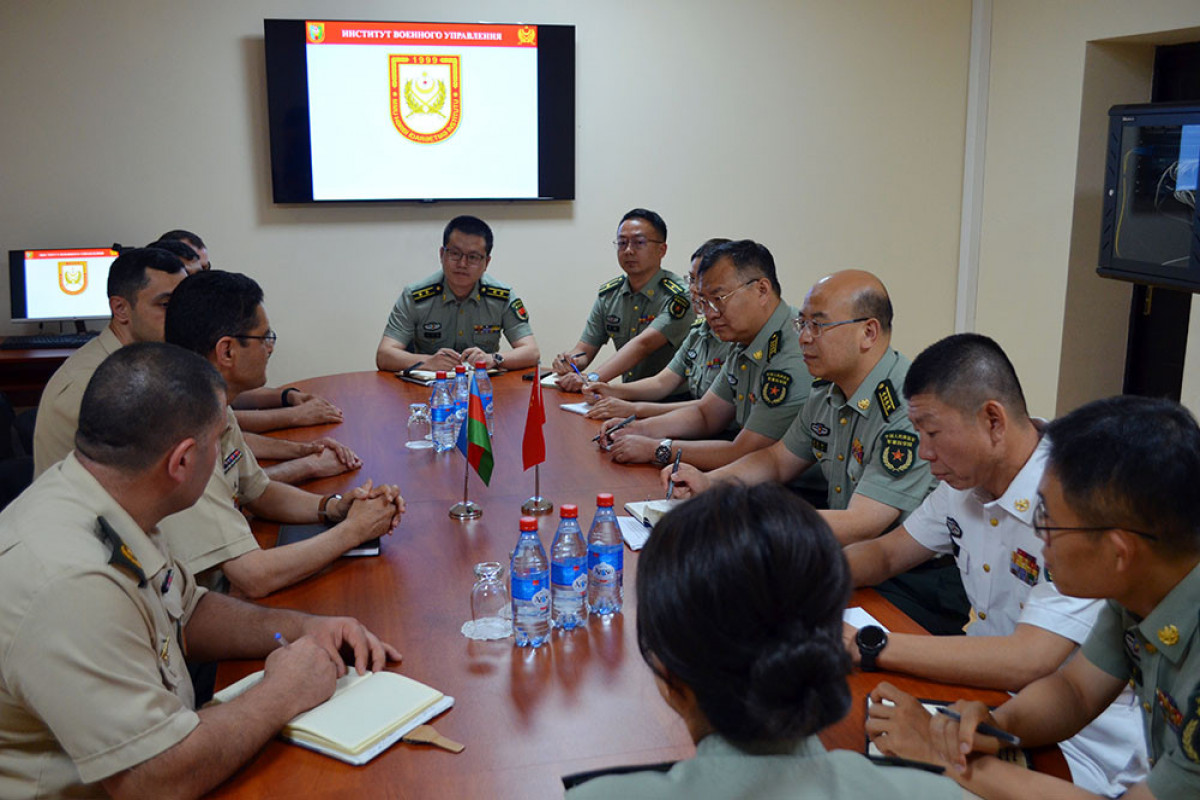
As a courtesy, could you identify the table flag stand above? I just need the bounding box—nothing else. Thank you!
[521,464,553,515]
[449,456,483,520]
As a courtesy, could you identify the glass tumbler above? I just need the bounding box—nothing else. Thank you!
[405,403,433,450]
[470,561,512,639]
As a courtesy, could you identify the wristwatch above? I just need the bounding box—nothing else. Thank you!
[654,439,674,466]
[856,625,888,671]
[317,493,344,523]
[492,353,505,367]
[586,371,601,383]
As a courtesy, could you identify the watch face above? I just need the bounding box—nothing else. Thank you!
[857,625,886,649]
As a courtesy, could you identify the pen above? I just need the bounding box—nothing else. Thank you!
[865,754,945,775]
[936,707,1021,747]
[401,361,424,377]
[592,414,637,442]
[569,360,584,378]
[666,449,683,499]
[274,632,289,648]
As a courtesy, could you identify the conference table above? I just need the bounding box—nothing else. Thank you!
[211,370,1065,798]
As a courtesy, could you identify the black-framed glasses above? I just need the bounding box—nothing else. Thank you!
[442,248,487,266]
[613,237,664,252]
[698,279,759,315]
[237,329,277,347]
[792,316,870,338]
[1032,497,1157,543]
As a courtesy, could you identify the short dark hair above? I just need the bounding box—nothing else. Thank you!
[690,237,731,263]
[851,282,893,334]
[698,239,781,296]
[76,342,226,472]
[106,247,187,302]
[158,229,206,250]
[146,239,199,264]
[164,270,264,357]
[1046,396,1200,555]
[443,216,494,255]
[619,208,667,241]
[637,483,852,743]
[904,333,1028,418]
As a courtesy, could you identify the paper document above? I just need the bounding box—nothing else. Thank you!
[559,402,591,415]
[617,516,652,550]
[843,607,889,633]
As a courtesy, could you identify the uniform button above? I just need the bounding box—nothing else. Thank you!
[633,305,639,310]
[1019,602,1024,609]
[835,486,842,494]
[1143,702,1152,713]
[978,612,987,620]
[738,394,744,401]
[740,364,747,371]
[989,518,999,527]
[840,418,848,425]
[983,564,991,572]
[837,454,844,461]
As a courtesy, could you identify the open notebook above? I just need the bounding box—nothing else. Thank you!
[397,367,501,387]
[212,670,454,765]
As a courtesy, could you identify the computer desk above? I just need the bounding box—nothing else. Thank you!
[0,342,75,406]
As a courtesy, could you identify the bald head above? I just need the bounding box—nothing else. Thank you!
[806,270,893,334]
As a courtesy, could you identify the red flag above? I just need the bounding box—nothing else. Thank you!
[522,368,546,470]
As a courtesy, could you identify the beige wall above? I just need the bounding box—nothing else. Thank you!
[0,0,971,387]
[978,0,1200,418]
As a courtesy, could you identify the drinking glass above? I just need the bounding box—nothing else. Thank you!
[406,403,433,450]
[469,561,512,639]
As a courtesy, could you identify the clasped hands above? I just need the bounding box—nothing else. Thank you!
[423,347,497,372]
[330,480,406,539]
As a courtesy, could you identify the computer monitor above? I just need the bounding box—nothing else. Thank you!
[8,248,117,324]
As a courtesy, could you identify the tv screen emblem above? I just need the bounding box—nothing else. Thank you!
[389,55,461,144]
[58,261,87,296]
[305,22,325,44]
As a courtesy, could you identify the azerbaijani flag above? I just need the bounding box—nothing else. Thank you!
[456,373,494,485]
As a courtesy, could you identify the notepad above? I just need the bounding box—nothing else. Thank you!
[559,401,591,415]
[212,669,454,765]
[617,516,652,550]
[397,368,500,387]
[623,499,683,527]
[276,522,380,557]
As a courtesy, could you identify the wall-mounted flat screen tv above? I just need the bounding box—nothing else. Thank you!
[264,19,575,203]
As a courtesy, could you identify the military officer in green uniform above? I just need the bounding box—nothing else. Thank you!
[917,395,1200,800]
[668,270,935,545]
[601,240,815,472]
[584,238,735,421]
[554,208,693,393]
[376,215,540,373]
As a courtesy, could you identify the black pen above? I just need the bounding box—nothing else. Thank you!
[666,449,683,499]
[401,360,425,377]
[865,754,945,774]
[936,707,1021,746]
[592,414,636,442]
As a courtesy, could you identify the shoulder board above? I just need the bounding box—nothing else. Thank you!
[690,316,706,329]
[97,516,147,587]
[598,277,624,296]
[479,284,510,301]
[812,378,832,388]
[875,379,900,422]
[659,276,686,296]
[766,331,781,361]
[410,282,443,303]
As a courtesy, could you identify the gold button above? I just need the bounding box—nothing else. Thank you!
[1143,702,1152,713]
[978,612,987,620]
[633,305,639,310]
[983,564,991,573]
[989,518,999,527]
[835,486,843,494]
[741,364,747,371]
[458,330,464,336]
[840,418,848,425]
[837,454,844,461]
[1145,643,1157,655]
[738,394,744,401]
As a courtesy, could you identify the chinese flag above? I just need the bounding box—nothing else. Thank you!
[456,374,494,485]
[522,368,546,470]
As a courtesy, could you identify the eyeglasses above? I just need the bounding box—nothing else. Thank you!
[792,316,870,338]
[1032,497,1157,543]
[613,237,664,252]
[697,280,759,315]
[443,248,487,266]
[237,329,277,347]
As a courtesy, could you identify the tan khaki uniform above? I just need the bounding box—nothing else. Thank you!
[0,454,204,797]
[158,408,269,588]
[32,326,122,477]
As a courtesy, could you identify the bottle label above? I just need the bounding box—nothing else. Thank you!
[432,406,451,423]
[551,558,586,588]
[588,548,623,583]
[511,572,549,602]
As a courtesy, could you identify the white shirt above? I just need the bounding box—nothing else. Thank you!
[904,435,1147,796]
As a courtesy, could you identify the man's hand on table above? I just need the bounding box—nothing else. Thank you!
[298,616,403,676]
[423,348,463,372]
[864,682,946,766]
[928,698,1005,775]
[660,462,708,498]
[287,393,344,426]
[607,431,657,464]
[340,479,406,535]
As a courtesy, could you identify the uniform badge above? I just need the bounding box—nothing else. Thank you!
[857,398,871,411]
[480,285,510,301]
[726,372,738,386]
[1014,498,1030,513]
[668,295,689,320]
[753,349,763,361]
[605,314,621,333]
[223,448,243,473]
[879,431,917,476]
[686,349,697,360]
[98,517,148,587]
[811,422,830,437]
[811,438,828,455]
[599,277,624,295]
[875,379,899,422]
[1158,625,1180,647]
[708,357,724,369]
[946,516,963,556]
[852,438,864,465]
[1159,689,1184,732]
[760,370,792,407]
[1181,686,1200,764]
[1009,548,1040,586]
[511,298,529,321]
[661,276,686,296]
[411,282,443,303]
[473,324,502,335]
[766,331,780,360]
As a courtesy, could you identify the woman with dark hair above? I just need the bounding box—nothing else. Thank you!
[567,483,960,798]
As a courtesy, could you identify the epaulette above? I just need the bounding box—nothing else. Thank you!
[479,284,511,301]
[766,331,781,361]
[598,276,624,296]
[97,516,147,587]
[690,316,706,329]
[410,282,443,303]
[660,276,686,296]
[812,378,832,388]
[875,379,900,422]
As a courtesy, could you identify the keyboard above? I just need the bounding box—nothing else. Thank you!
[1,331,100,350]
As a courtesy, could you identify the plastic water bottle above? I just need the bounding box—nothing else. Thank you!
[430,371,455,453]
[587,493,623,618]
[511,516,550,647]
[474,360,494,437]
[550,504,588,630]
[453,364,469,439]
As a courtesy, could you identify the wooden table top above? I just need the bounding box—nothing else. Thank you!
[211,370,1064,798]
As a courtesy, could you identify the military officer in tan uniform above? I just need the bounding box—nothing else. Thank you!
[0,343,398,799]
[376,215,540,373]
[554,208,693,392]
[600,240,813,471]
[915,396,1200,800]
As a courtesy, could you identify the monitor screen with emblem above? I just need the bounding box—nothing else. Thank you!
[264,19,575,203]
[8,248,117,323]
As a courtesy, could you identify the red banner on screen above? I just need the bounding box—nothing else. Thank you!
[306,21,536,48]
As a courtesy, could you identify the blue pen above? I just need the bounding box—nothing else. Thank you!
[274,632,289,648]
